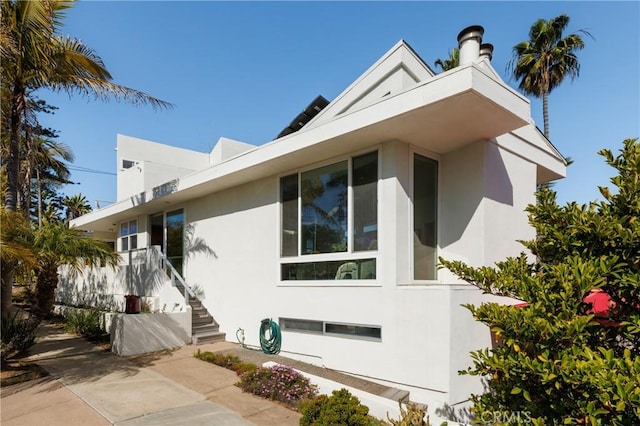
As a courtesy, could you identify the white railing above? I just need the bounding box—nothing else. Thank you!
[153,246,196,306]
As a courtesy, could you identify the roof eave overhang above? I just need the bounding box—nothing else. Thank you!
[72,64,530,233]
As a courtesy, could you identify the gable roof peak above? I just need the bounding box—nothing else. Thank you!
[304,39,435,129]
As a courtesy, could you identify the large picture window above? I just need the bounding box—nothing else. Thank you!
[413,154,438,280]
[280,151,378,261]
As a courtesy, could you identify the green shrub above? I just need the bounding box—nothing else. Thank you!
[440,138,640,424]
[234,361,258,376]
[300,388,384,426]
[63,308,104,340]
[300,394,330,425]
[237,364,317,409]
[0,312,40,363]
[193,350,257,376]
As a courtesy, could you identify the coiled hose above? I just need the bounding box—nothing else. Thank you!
[236,318,281,355]
[259,318,281,354]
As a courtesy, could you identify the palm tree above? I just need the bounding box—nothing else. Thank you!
[434,48,459,72]
[31,137,74,226]
[33,220,119,315]
[509,14,591,139]
[0,210,37,314]
[1,0,172,212]
[63,193,90,221]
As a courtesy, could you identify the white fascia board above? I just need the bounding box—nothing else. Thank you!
[474,57,504,83]
[72,64,529,232]
[71,194,149,230]
[496,126,567,183]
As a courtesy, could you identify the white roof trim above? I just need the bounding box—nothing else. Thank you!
[72,63,536,232]
[305,40,435,129]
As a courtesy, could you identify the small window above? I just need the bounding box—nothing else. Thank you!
[122,159,135,169]
[325,323,381,340]
[279,318,381,341]
[280,318,323,334]
[120,219,138,251]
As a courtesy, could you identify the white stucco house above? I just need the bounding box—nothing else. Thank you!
[59,26,566,418]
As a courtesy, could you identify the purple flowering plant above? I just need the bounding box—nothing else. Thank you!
[237,364,318,409]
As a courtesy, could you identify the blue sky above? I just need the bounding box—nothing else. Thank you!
[40,1,639,207]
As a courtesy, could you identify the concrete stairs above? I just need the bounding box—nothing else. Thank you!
[188,297,226,345]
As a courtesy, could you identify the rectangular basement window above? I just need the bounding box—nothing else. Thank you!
[325,323,382,340]
[279,317,381,341]
[280,318,323,334]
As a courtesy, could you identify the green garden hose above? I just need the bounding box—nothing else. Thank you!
[259,318,281,355]
[236,318,282,355]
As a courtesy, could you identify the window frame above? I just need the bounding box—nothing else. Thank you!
[279,317,382,342]
[278,148,380,285]
[119,218,138,252]
[409,147,441,283]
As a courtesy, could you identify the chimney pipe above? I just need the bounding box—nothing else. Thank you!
[479,43,494,62]
[457,25,484,66]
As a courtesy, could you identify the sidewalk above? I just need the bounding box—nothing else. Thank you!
[1,323,300,426]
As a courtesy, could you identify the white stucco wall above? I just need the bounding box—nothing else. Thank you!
[116,134,210,201]
[110,310,192,356]
[56,247,186,313]
[63,135,541,418]
[209,137,256,165]
[162,138,538,415]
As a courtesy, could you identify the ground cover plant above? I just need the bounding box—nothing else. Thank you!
[440,138,640,424]
[0,311,40,364]
[193,350,258,376]
[236,364,318,409]
[62,308,106,342]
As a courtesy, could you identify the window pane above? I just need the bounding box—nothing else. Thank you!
[120,222,129,236]
[325,323,381,340]
[129,220,137,234]
[280,174,298,257]
[281,258,375,280]
[121,237,129,251]
[150,213,164,248]
[413,155,438,280]
[280,318,323,334]
[353,152,378,251]
[301,161,348,254]
[166,209,184,276]
[130,235,138,250]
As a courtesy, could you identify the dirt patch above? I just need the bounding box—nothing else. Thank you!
[1,361,49,388]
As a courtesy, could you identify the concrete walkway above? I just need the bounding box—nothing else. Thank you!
[1,324,300,426]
